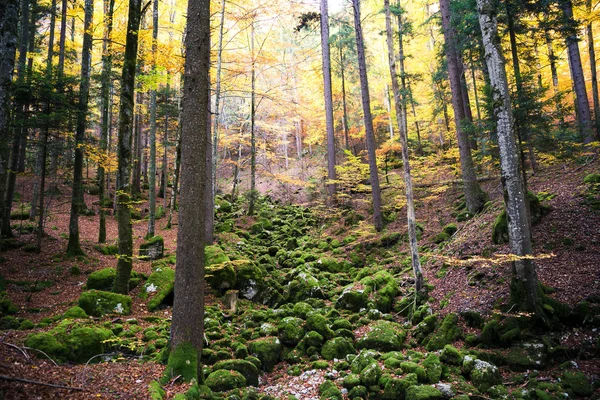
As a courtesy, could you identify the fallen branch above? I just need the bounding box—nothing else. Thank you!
[1,342,31,362]
[0,375,84,391]
[22,346,59,367]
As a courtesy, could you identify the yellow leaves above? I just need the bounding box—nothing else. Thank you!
[82,144,117,173]
[434,252,555,268]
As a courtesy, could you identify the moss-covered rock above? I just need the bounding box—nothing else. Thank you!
[143,267,175,311]
[148,381,165,400]
[24,333,67,361]
[306,312,334,340]
[213,359,259,386]
[86,268,117,290]
[561,371,593,397]
[78,290,132,317]
[584,173,600,184]
[206,244,230,266]
[440,345,462,365]
[348,385,368,399]
[248,337,282,372]
[350,350,378,374]
[286,268,325,302]
[321,337,355,360]
[422,354,442,384]
[359,362,382,387]
[205,369,247,392]
[401,362,427,383]
[336,286,368,312]
[424,313,461,350]
[278,317,305,346]
[492,210,509,245]
[356,320,406,352]
[304,330,324,347]
[139,236,164,260]
[382,373,418,400]
[405,385,442,400]
[62,306,88,319]
[469,359,501,393]
[342,373,361,389]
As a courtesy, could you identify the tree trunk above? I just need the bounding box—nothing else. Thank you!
[248,22,257,216]
[587,0,600,138]
[131,92,142,197]
[385,0,423,293]
[147,0,159,238]
[66,0,93,256]
[168,0,210,382]
[166,88,182,230]
[561,0,594,143]
[477,0,539,313]
[0,0,19,239]
[321,0,337,200]
[98,0,115,243]
[545,31,563,122]
[213,0,226,200]
[113,0,143,294]
[352,0,382,232]
[340,46,350,152]
[396,3,408,139]
[439,0,486,214]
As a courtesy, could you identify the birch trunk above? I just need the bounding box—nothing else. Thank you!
[385,0,423,292]
[477,0,539,313]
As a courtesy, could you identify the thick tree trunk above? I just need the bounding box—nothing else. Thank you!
[166,89,182,230]
[0,0,19,239]
[98,0,115,243]
[587,0,600,138]
[321,0,337,200]
[248,22,257,216]
[168,0,210,382]
[352,0,382,232]
[385,0,423,292]
[66,0,93,256]
[147,0,158,238]
[439,0,486,214]
[477,0,539,313]
[114,0,143,294]
[561,0,594,143]
[131,92,142,197]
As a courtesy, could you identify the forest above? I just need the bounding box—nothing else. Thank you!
[0,0,599,398]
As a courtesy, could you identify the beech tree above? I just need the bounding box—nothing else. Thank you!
[167,0,211,381]
[477,0,540,313]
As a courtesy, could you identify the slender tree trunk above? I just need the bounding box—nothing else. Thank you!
[561,0,594,142]
[469,51,482,121]
[385,0,423,292]
[385,84,394,139]
[439,0,486,214]
[18,4,37,174]
[248,22,257,216]
[587,0,600,137]
[213,0,226,199]
[340,46,350,152]
[131,93,142,196]
[113,0,143,294]
[352,0,382,231]
[0,0,19,239]
[66,0,93,256]
[166,88,182,230]
[160,105,168,205]
[407,81,422,155]
[321,0,336,200]
[147,0,159,238]
[98,0,115,243]
[396,3,408,139]
[545,31,563,122]
[169,0,210,382]
[477,0,539,313]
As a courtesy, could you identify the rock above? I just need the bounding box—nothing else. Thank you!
[205,245,230,265]
[142,267,175,311]
[62,306,88,319]
[470,359,501,393]
[204,369,247,392]
[139,236,164,260]
[348,385,368,399]
[342,374,361,389]
[424,313,461,350]
[213,359,259,386]
[78,290,132,317]
[440,345,462,365]
[405,385,443,400]
[278,317,305,346]
[435,383,454,398]
[382,373,418,399]
[206,262,236,291]
[359,362,382,387]
[561,371,593,397]
[321,337,356,360]
[356,320,406,351]
[423,354,442,383]
[401,361,427,383]
[287,268,325,302]
[350,350,378,374]
[304,330,325,347]
[306,312,334,340]
[293,302,314,318]
[86,268,117,290]
[248,337,282,372]
[336,286,368,312]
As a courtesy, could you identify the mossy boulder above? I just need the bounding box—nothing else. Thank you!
[213,359,259,386]
[24,333,67,361]
[343,373,361,389]
[401,362,427,383]
[424,313,461,350]
[422,354,442,383]
[287,268,325,302]
[440,345,462,365]
[492,210,509,244]
[321,337,356,360]
[206,262,236,291]
[206,244,230,266]
[336,285,368,312]
[469,359,501,393]
[78,290,132,317]
[86,268,117,290]
[62,306,88,319]
[561,371,593,397]
[205,369,247,392]
[359,362,382,387]
[356,320,406,351]
[278,317,305,346]
[382,373,418,399]
[304,330,324,347]
[248,337,282,372]
[306,312,334,340]
[350,350,378,374]
[139,236,164,260]
[142,267,175,311]
[405,385,442,400]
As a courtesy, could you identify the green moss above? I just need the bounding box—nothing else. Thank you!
[306,313,334,340]
[348,385,368,399]
[304,331,324,347]
[278,317,305,346]
[335,287,368,312]
[205,369,246,392]
[583,173,600,184]
[561,371,592,397]
[213,359,259,386]
[359,362,382,387]
[343,374,361,389]
[205,245,230,266]
[163,342,199,383]
[63,306,88,319]
[321,337,355,360]
[440,345,462,365]
[492,210,509,244]
[401,362,427,383]
[405,385,442,400]
[424,313,461,350]
[0,296,18,316]
[94,244,119,256]
[86,268,117,290]
[206,262,236,291]
[312,360,329,370]
[356,320,406,352]
[382,373,418,400]
[78,290,132,316]
[25,332,67,361]
[142,267,175,311]
[149,381,166,400]
[422,354,442,383]
[248,337,282,372]
[469,359,501,393]
[18,319,34,330]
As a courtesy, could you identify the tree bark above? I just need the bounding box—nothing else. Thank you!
[477,0,539,313]
[131,92,142,197]
[385,0,423,292]
[321,0,337,200]
[587,0,600,138]
[352,0,382,231]
[169,0,210,382]
[66,0,93,256]
[439,0,486,214]
[560,0,594,142]
[248,22,257,216]
[213,0,226,199]
[339,46,350,152]
[147,0,159,238]
[114,0,143,294]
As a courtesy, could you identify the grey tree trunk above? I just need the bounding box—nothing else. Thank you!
[545,31,563,122]
[0,0,19,239]
[66,0,93,256]
[385,0,423,292]
[339,46,350,151]
[113,0,143,294]
[98,0,115,243]
[396,2,408,139]
[477,0,539,313]
[147,0,159,238]
[587,0,600,137]
[561,0,594,143]
[131,92,142,197]
[352,0,382,232]
[213,0,226,199]
[321,0,337,200]
[248,22,257,216]
[168,0,210,382]
[439,0,486,214]
[166,87,182,230]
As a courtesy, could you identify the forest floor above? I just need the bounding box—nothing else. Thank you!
[0,156,599,399]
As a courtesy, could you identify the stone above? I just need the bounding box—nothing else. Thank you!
[213,359,259,386]
[321,337,356,360]
[470,359,501,393]
[278,317,305,346]
[356,320,406,351]
[204,369,247,392]
[405,385,442,400]
[248,337,282,372]
[78,290,132,317]
[139,236,164,260]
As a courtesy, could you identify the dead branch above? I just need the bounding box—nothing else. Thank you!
[0,375,85,391]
